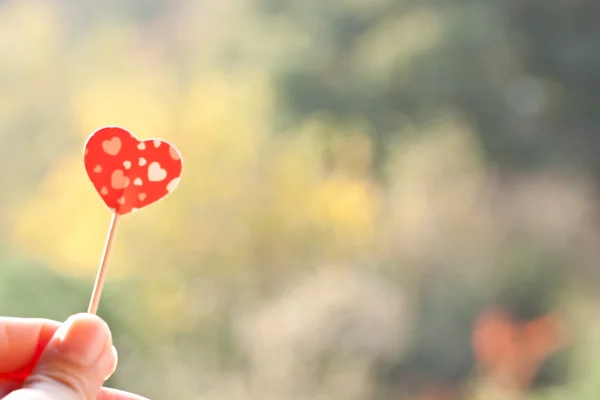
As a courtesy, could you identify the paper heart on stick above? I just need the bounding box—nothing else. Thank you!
[84,127,183,215]
[0,128,184,385]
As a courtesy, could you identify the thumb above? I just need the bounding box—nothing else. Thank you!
[7,313,117,400]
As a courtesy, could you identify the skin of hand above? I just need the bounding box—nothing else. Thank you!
[0,313,148,400]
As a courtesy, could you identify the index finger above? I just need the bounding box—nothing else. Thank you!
[0,318,61,376]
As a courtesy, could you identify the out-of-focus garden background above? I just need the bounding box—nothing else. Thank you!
[1,0,600,398]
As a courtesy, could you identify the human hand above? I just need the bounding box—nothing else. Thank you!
[0,313,147,399]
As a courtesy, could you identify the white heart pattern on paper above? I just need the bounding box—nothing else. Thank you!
[148,162,167,182]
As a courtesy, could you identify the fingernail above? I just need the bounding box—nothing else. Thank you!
[55,314,111,366]
[106,345,119,380]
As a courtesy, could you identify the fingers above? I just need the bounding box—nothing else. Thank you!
[0,318,60,376]
[5,313,117,400]
[0,387,148,400]
[98,388,149,400]
[0,315,144,400]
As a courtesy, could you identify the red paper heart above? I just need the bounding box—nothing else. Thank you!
[84,126,183,215]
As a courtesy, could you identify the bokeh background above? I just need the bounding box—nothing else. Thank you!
[0,0,599,399]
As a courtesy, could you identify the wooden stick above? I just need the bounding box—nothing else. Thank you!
[87,212,120,314]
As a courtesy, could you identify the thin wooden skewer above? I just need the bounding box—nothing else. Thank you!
[87,212,120,314]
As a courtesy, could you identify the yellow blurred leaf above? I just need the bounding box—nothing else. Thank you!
[10,156,132,278]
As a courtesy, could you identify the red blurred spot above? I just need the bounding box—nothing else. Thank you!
[472,307,566,390]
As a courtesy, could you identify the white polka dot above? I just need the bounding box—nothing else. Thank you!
[153,140,161,148]
[111,170,130,190]
[138,193,147,201]
[131,208,139,213]
[139,157,147,166]
[123,161,131,169]
[137,142,146,150]
[102,137,122,156]
[134,178,143,186]
[94,165,102,173]
[148,162,167,182]
[166,177,180,193]
[100,187,108,195]
[169,146,181,160]
[117,197,126,205]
